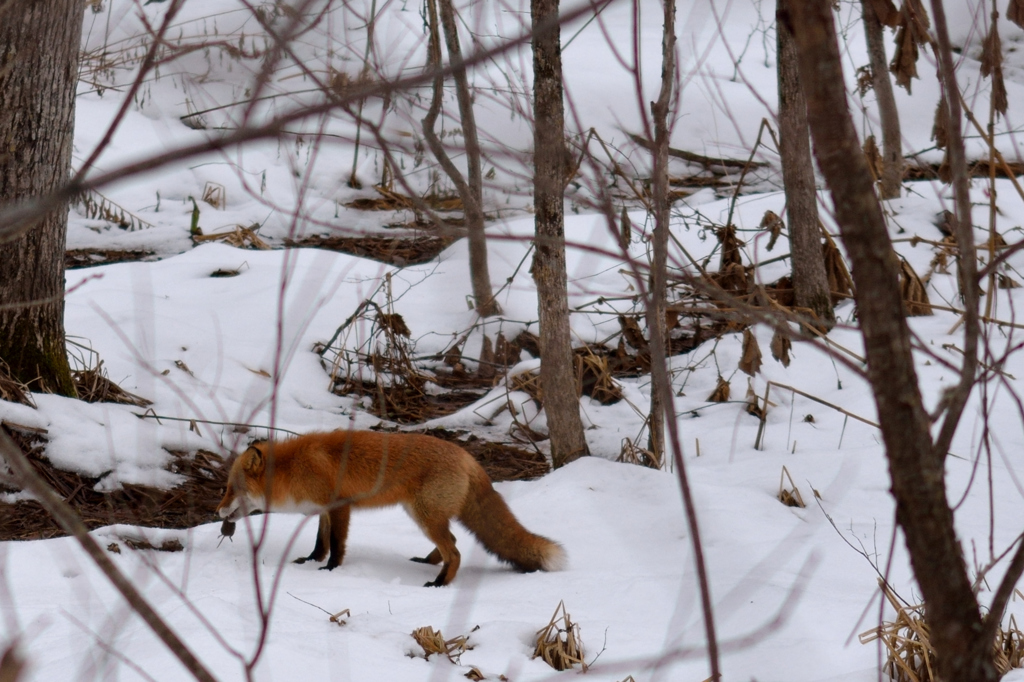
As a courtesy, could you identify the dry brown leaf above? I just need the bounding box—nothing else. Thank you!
[821,227,854,302]
[856,65,875,97]
[981,22,1009,117]
[938,150,952,185]
[618,315,648,350]
[708,375,731,402]
[889,0,930,93]
[981,21,1003,78]
[863,135,884,182]
[998,273,1021,289]
[890,25,920,92]
[478,335,496,380]
[378,313,411,338]
[932,99,949,150]
[1010,0,1024,29]
[739,328,763,376]
[760,210,784,252]
[716,261,749,293]
[899,259,932,316]
[716,224,745,270]
[771,328,792,367]
[745,380,765,419]
[868,0,900,26]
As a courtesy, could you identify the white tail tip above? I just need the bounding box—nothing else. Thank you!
[542,543,568,572]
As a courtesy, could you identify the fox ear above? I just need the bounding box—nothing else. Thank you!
[244,442,267,475]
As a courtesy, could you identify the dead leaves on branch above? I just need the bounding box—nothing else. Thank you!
[822,229,855,303]
[867,0,899,27]
[1010,0,1024,29]
[980,15,1008,118]
[760,211,784,252]
[890,0,931,93]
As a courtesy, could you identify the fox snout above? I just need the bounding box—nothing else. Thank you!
[217,493,247,522]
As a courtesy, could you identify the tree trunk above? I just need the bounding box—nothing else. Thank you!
[784,2,997,679]
[422,0,499,318]
[862,0,904,199]
[645,0,677,467]
[437,0,499,317]
[0,0,82,396]
[776,0,835,331]
[531,0,588,468]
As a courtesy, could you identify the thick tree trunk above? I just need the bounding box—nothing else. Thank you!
[0,0,82,396]
[531,0,588,468]
[862,0,904,199]
[776,0,835,331]
[784,3,997,680]
[437,0,499,317]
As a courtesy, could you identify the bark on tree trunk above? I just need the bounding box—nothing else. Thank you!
[862,0,904,199]
[437,0,499,317]
[0,0,82,396]
[422,0,499,318]
[776,0,836,331]
[784,3,997,679]
[645,0,677,467]
[531,0,588,468]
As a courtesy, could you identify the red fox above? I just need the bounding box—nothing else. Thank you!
[216,430,566,586]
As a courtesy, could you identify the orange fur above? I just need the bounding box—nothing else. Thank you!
[216,430,566,586]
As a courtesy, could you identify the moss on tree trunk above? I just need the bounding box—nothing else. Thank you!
[0,0,84,397]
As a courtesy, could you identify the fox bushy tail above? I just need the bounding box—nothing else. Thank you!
[458,470,566,572]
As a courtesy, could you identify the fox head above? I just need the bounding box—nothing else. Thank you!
[216,441,271,521]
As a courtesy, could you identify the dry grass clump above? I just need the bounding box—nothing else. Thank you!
[509,349,623,407]
[859,579,1024,681]
[0,447,227,542]
[73,189,155,232]
[72,360,152,407]
[0,359,34,408]
[411,626,472,663]
[618,436,658,469]
[108,536,185,553]
[533,601,587,672]
[192,224,270,250]
[777,466,805,508]
[285,234,455,267]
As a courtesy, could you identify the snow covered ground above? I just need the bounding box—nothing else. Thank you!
[3,0,1024,680]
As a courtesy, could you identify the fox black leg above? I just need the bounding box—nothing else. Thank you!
[321,505,351,571]
[294,513,330,564]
